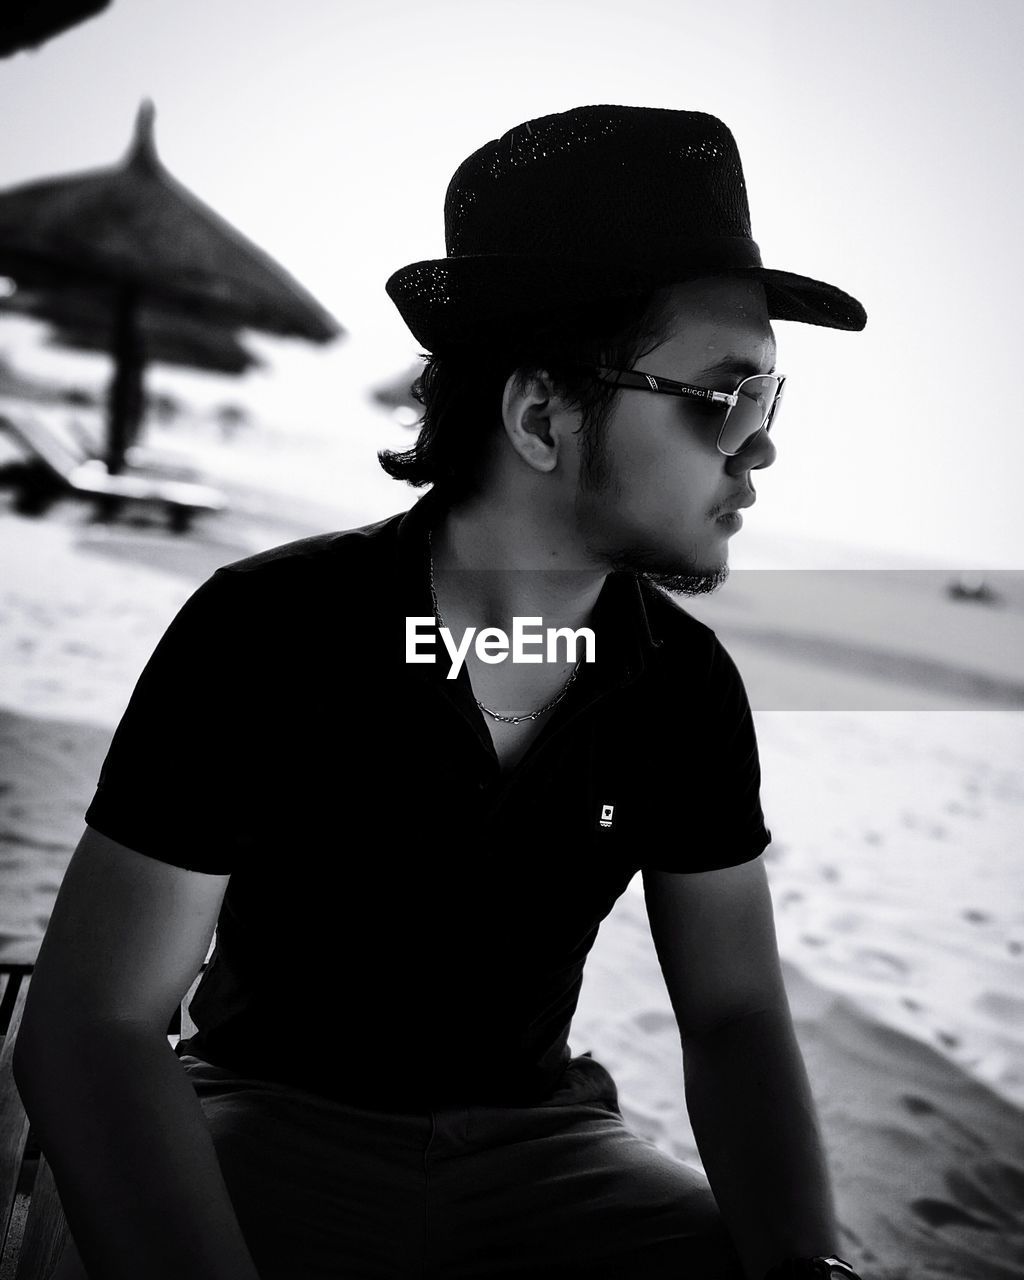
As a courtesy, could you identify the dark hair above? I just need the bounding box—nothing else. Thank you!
[377,286,678,502]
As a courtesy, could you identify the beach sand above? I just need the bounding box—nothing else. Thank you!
[2,492,1023,1278]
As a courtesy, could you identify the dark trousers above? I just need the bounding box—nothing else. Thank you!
[180,1050,744,1279]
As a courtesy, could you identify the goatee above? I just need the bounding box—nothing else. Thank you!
[641,565,730,596]
[600,546,730,596]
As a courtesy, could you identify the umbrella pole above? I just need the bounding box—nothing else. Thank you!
[106,285,145,476]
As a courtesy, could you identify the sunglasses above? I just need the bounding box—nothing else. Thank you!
[590,366,786,457]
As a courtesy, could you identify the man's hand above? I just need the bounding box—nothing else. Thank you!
[643,854,844,1280]
[14,826,261,1280]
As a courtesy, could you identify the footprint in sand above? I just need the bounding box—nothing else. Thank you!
[963,908,992,925]
[976,991,1024,1025]
[910,1197,997,1231]
[899,1094,989,1154]
[944,1165,1021,1228]
[972,1157,1024,1207]
[853,948,909,981]
[62,641,103,658]
[910,1158,1024,1236]
[2,832,69,854]
[837,1224,864,1251]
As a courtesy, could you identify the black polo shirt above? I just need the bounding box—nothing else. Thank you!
[85,489,771,1109]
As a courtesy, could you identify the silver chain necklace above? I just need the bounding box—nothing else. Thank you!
[427,531,580,726]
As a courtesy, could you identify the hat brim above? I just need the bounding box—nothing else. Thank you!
[386,255,866,351]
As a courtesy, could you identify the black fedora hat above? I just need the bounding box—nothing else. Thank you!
[386,104,866,350]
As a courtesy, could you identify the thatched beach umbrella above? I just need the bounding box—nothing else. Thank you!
[4,282,262,377]
[47,316,261,377]
[0,1,111,58]
[0,101,341,472]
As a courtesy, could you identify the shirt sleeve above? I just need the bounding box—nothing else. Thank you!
[84,568,254,874]
[638,633,772,874]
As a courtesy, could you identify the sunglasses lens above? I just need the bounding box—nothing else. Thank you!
[718,376,781,454]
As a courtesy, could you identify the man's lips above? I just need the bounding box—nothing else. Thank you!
[714,496,756,517]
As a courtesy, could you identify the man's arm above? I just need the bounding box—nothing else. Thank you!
[12,825,262,1280]
[643,853,841,1280]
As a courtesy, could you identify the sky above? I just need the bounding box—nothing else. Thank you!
[1,0,1022,568]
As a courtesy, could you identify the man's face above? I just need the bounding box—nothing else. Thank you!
[572,277,778,592]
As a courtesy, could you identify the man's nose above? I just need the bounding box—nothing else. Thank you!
[725,426,776,477]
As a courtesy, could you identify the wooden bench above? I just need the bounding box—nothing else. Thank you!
[0,963,206,1280]
[0,408,227,534]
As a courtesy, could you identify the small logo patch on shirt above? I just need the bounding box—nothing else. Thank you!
[599,803,615,829]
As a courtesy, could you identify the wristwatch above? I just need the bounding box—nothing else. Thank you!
[764,1257,862,1280]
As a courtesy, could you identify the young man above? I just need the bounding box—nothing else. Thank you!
[15,107,867,1280]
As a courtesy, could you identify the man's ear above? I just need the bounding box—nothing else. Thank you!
[501,370,561,474]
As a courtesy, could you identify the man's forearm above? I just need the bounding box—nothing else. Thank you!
[682,1003,841,1280]
[14,1021,261,1280]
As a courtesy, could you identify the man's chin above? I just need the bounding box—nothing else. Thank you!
[600,543,730,595]
[640,565,730,596]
